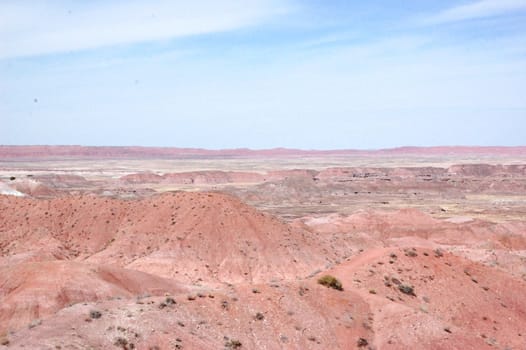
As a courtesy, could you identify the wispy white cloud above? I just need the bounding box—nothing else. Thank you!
[0,0,291,59]
[420,0,526,25]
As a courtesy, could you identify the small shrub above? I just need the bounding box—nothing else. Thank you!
[114,337,135,349]
[398,284,415,296]
[404,248,418,257]
[357,338,368,347]
[254,312,264,321]
[225,339,242,349]
[317,275,343,291]
[114,337,128,346]
[28,319,42,329]
[89,310,102,319]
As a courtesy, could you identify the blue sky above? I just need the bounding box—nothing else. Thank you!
[1,0,525,149]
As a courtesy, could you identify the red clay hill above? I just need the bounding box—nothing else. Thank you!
[1,146,526,349]
[1,189,526,349]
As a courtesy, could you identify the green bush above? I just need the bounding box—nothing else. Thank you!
[317,275,343,291]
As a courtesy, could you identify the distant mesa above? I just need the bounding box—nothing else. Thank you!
[1,145,525,160]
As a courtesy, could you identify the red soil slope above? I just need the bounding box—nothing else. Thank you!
[327,247,526,349]
[0,192,331,285]
[0,261,186,333]
[1,191,525,349]
[2,279,374,349]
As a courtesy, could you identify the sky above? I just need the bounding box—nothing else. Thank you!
[1,0,525,150]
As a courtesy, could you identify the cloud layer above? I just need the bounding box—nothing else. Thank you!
[0,0,289,59]
[422,0,526,24]
[1,1,525,148]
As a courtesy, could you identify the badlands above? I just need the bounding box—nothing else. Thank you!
[1,146,526,349]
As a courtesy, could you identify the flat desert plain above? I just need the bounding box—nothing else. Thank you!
[1,146,526,349]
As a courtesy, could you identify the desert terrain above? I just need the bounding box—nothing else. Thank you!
[1,146,526,349]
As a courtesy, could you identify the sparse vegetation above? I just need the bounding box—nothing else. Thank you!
[317,275,343,291]
[398,284,415,296]
[28,319,42,329]
[357,337,368,347]
[404,248,418,257]
[225,339,242,349]
[89,310,102,319]
[0,334,9,346]
[114,337,135,349]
